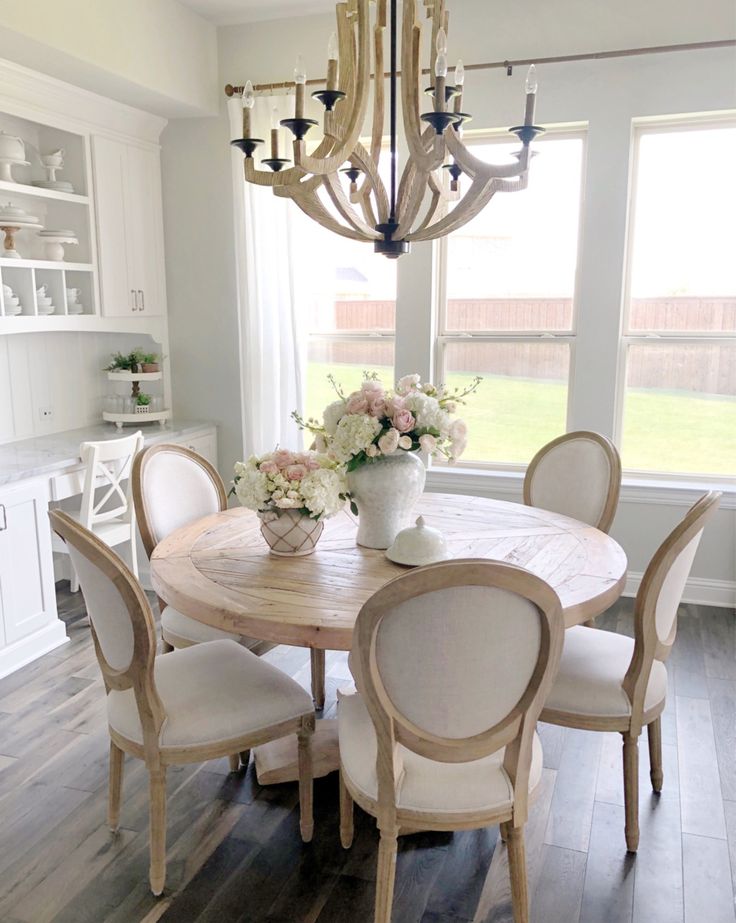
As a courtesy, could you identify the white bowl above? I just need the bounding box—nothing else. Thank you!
[37,296,52,306]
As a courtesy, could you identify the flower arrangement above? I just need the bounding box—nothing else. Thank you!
[233,449,348,521]
[292,372,481,472]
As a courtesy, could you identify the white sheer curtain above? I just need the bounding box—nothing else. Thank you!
[227,93,306,456]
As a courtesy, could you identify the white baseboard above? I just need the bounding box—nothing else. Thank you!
[622,572,736,609]
[0,619,69,680]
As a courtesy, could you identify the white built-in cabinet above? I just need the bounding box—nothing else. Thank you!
[92,136,164,317]
[0,478,64,672]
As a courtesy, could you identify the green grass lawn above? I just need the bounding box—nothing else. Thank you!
[306,362,736,476]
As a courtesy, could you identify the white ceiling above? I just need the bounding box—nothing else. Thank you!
[178,0,334,25]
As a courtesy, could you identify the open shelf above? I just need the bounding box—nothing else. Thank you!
[0,259,93,271]
[103,409,171,429]
[107,370,162,382]
[0,179,88,205]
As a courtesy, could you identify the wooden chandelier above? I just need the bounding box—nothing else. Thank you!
[230,0,543,259]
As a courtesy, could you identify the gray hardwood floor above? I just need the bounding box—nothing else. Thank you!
[0,587,734,923]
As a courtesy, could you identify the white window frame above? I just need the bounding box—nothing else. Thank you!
[433,126,588,471]
[615,114,736,484]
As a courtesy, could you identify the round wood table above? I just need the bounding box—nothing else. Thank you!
[150,492,627,648]
[151,493,627,785]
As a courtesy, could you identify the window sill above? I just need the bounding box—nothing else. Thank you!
[426,465,736,510]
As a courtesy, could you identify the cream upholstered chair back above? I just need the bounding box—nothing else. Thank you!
[49,509,164,748]
[132,444,227,558]
[353,559,564,819]
[79,431,144,528]
[523,431,621,533]
[623,491,721,731]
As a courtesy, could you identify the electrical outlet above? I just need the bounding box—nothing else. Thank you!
[39,406,53,421]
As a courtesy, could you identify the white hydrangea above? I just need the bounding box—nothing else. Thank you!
[404,391,450,436]
[233,466,270,511]
[323,399,348,436]
[330,413,381,463]
[300,466,346,518]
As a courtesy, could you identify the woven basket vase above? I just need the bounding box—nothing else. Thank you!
[258,508,324,556]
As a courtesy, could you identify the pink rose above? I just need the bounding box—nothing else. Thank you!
[449,419,468,441]
[392,409,416,433]
[366,394,386,418]
[285,464,308,481]
[396,373,421,395]
[398,435,413,450]
[273,449,293,468]
[305,455,321,471]
[361,380,383,394]
[419,434,437,454]
[346,393,369,414]
[259,460,279,475]
[378,428,399,455]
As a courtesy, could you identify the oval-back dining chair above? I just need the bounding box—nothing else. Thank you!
[339,558,564,923]
[523,431,622,533]
[540,490,721,852]
[49,508,315,897]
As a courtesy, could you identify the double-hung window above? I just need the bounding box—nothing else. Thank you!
[435,130,585,466]
[619,120,736,478]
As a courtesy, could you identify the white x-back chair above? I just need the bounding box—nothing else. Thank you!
[52,430,144,592]
[49,509,315,897]
[523,431,622,534]
[540,491,721,852]
[339,559,564,923]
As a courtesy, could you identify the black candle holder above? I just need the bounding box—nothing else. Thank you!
[261,158,291,172]
[230,138,264,158]
[280,117,318,141]
[442,162,462,182]
[509,124,546,145]
[420,111,462,135]
[424,84,461,104]
[340,166,362,184]
[312,89,347,111]
[451,112,472,131]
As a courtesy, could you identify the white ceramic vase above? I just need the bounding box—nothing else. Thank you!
[347,450,426,549]
[258,508,324,556]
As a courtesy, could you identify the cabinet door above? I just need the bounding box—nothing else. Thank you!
[92,136,136,317]
[125,145,163,316]
[0,480,58,645]
[181,432,218,468]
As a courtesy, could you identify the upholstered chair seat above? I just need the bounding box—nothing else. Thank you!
[543,626,668,722]
[339,691,544,815]
[159,606,239,648]
[108,639,312,750]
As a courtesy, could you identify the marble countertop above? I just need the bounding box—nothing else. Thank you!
[0,420,215,487]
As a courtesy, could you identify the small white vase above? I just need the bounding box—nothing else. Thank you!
[347,450,426,549]
[258,508,324,556]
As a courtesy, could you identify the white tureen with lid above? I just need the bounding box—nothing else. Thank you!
[385,515,450,567]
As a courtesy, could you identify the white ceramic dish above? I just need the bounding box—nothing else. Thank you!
[37,304,55,315]
[66,304,83,314]
[385,516,450,567]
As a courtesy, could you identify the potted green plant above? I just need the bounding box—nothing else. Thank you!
[140,352,161,373]
[135,393,151,414]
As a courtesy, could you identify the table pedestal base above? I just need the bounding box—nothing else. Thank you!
[254,718,340,785]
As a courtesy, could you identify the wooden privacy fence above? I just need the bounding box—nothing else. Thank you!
[314,296,736,396]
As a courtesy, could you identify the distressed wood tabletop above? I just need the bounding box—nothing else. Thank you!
[150,493,627,650]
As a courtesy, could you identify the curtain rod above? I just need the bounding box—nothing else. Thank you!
[224,38,736,96]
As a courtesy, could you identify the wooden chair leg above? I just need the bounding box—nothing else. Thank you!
[375,827,399,923]
[297,723,314,843]
[70,562,79,594]
[228,754,240,772]
[240,749,251,768]
[622,732,640,852]
[108,741,124,831]
[506,824,529,923]
[499,820,509,842]
[310,649,326,710]
[339,770,354,848]
[583,618,596,628]
[148,768,167,896]
[647,717,663,793]
[129,533,139,580]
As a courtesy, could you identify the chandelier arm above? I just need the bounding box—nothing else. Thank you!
[395,162,432,238]
[322,173,383,238]
[356,0,386,202]
[400,0,446,174]
[275,184,375,241]
[351,141,390,223]
[406,175,501,241]
[445,131,531,180]
[295,0,372,176]
[408,168,454,236]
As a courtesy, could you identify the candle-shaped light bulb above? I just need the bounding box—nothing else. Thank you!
[270,106,280,158]
[436,27,448,55]
[294,54,306,118]
[524,63,538,126]
[241,80,254,137]
[327,31,339,90]
[454,59,465,87]
[434,27,448,79]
